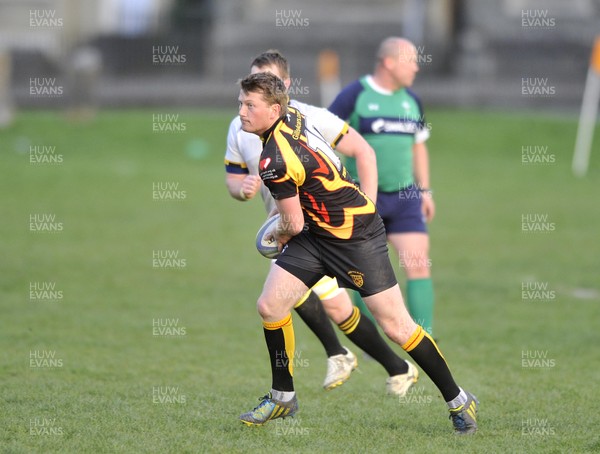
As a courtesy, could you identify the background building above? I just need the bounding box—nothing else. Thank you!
[0,0,598,111]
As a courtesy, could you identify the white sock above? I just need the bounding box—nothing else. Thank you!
[446,388,467,409]
[270,389,295,402]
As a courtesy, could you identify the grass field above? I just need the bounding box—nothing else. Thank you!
[2,108,599,453]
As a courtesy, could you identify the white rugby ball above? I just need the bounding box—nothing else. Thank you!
[255,214,281,259]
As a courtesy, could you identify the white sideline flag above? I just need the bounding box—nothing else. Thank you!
[573,36,600,177]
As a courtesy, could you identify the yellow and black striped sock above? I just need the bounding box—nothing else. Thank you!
[294,291,345,357]
[338,306,361,334]
[338,306,408,375]
[263,314,295,392]
[402,325,459,401]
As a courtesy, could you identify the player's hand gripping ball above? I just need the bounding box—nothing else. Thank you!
[255,214,281,259]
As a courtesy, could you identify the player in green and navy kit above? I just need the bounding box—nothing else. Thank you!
[329,37,436,336]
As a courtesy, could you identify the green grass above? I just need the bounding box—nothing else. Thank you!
[1,108,599,453]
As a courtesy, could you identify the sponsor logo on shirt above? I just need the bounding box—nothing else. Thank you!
[260,157,272,170]
[370,118,420,134]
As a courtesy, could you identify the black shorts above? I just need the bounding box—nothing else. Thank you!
[275,215,398,297]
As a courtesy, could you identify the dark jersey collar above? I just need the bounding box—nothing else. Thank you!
[260,113,288,145]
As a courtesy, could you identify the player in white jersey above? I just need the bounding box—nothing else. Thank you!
[224,50,418,395]
[226,98,356,213]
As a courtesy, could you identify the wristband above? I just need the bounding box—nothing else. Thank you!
[239,187,248,200]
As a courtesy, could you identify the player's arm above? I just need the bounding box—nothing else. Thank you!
[273,195,304,249]
[223,116,262,201]
[335,127,378,203]
[413,141,435,222]
[327,82,377,201]
[225,172,262,201]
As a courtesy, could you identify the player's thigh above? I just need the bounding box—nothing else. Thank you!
[363,284,417,344]
[387,232,431,278]
[258,263,309,322]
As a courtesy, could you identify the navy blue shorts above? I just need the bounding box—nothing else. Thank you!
[376,186,427,234]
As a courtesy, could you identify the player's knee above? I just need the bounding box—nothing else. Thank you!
[380,322,402,344]
[380,318,415,345]
[256,295,276,319]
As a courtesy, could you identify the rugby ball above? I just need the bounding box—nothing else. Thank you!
[256,214,281,259]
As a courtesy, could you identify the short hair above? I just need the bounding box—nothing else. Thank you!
[250,49,290,79]
[240,72,289,116]
[376,37,415,63]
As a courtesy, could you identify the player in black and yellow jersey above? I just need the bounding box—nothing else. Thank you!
[237,72,478,435]
[226,50,419,395]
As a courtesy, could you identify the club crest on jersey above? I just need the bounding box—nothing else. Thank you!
[347,270,365,288]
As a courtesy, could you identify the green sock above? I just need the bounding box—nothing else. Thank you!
[350,290,375,323]
[406,278,435,336]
